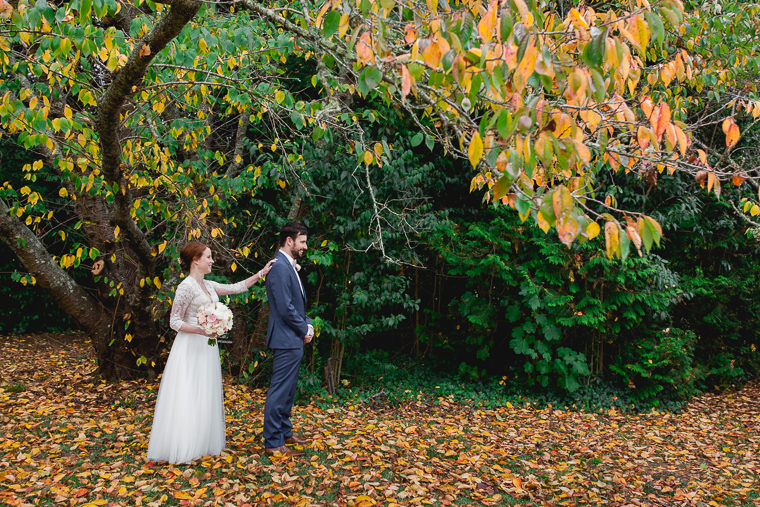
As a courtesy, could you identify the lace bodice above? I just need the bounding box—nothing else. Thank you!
[169,276,248,332]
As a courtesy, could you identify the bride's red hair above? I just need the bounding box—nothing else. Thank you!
[179,241,209,272]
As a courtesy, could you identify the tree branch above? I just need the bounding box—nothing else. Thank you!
[0,197,109,335]
[97,0,202,273]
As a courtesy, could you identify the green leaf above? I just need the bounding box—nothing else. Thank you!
[493,173,513,200]
[79,0,92,24]
[582,28,607,70]
[358,66,382,95]
[410,132,424,147]
[322,10,341,37]
[500,11,514,42]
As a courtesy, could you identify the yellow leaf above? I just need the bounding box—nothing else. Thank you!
[422,39,443,69]
[157,241,166,254]
[512,0,534,27]
[604,221,619,259]
[59,187,68,198]
[468,131,483,169]
[230,262,237,272]
[536,210,551,233]
[153,277,161,289]
[586,221,601,240]
[373,142,383,158]
[568,8,589,30]
[113,225,120,240]
[637,125,653,151]
[477,0,498,43]
[363,150,374,165]
[338,14,350,38]
[514,43,538,93]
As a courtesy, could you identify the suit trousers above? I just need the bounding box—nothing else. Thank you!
[263,347,304,448]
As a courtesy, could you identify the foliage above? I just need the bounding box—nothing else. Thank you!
[610,327,700,404]
[317,0,760,258]
[424,204,685,395]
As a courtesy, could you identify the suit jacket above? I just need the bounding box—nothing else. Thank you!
[265,250,311,349]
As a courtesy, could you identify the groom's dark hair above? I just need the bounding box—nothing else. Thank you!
[279,221,308,246]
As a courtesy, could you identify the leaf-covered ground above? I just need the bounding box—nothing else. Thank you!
[1,334,758,506]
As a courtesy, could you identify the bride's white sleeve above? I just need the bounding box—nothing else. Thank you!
[206,279,248,296]
[169,283,194,332]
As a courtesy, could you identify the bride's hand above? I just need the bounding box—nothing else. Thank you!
[259,258,277,277]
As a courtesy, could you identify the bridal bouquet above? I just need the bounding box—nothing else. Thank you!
[197,302,233,346]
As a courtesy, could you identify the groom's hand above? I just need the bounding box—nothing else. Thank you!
[304,324,314,344]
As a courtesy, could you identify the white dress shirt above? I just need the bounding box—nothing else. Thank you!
[278,249,304,296]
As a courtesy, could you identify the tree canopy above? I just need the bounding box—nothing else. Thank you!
[0,0,758,377]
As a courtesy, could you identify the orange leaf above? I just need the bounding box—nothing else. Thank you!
[404,23,417,44]
[357,32,375,65]
[400,64,412,102]
[731,172,747,186]
[139,44,151,57]
[626,224,642,254]
[652,102,671,142]
[674,124,688,156]
[552,185,572,220]
[557,214,579,247]
[697,148,708,167]
[722,117,740,147]
[637,126,652,151]
[707,171,715,193]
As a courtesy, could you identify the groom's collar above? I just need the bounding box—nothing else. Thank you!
[278,248,295,266]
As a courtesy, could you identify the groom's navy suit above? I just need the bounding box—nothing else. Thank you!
[263,250,311,449]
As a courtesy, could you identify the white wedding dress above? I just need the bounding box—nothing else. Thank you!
[147,276,248,464]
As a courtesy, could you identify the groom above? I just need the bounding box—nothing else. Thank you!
[263,221,314,457]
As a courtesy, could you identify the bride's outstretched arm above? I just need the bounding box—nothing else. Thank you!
[210,258,278,295]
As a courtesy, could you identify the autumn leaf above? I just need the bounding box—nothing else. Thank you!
[400,64,412,102]
[357,32,375,65]
[0,0,12,18]
[468,131,483,169]
[604,221,619,259]
[722,117,740,147]
[2,334,760,506]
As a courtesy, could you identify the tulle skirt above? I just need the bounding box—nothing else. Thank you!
[147,331,225,464]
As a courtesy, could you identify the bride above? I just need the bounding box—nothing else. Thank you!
[147,241,275,464]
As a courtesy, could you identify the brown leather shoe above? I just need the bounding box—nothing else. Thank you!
[285,435,307,445]
[264,445,303,457]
